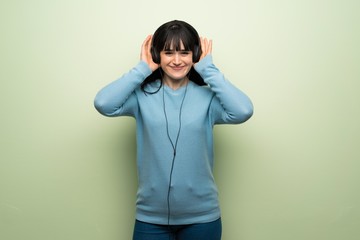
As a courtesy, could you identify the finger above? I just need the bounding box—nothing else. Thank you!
[205,38,213,55]
[143,35,152,49]
[204,38,208,53]
[208,39,213,54]
[201,37,207,57]
[141,35,149,60]
[141,36,148,53]
[142,35,153,53]
[142,35,149,48]
[200,37,205,52]
[205,38,209,54]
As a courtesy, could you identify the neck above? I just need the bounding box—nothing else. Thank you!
[163,77,189,90]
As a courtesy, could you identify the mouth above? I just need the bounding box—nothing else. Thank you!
[171,66,184,71]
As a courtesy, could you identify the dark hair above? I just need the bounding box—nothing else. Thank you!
[141,20,206,94]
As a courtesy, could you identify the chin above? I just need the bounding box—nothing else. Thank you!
[172,75,187,80]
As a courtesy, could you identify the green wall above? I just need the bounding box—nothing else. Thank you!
[1,0,359,239]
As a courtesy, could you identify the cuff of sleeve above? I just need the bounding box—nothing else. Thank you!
[194,55,213,73]
[137,61,153,78]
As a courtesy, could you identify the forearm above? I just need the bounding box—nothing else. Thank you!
[94,61,152,116]
[194,55,254,123]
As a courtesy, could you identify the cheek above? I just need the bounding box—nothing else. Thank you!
[187,54,194,64]
[185,56,194,65]
[159,58,169,68]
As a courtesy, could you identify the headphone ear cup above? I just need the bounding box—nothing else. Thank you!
[151,47,160,64]
[193,45,201,62]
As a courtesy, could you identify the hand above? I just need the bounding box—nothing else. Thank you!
[140,35,159,72]
[198,37,213,61]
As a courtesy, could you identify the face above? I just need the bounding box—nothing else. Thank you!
[159,41,193,84]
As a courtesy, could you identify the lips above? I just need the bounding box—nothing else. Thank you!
[171,66,184,70]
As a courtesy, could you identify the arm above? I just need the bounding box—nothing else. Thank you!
[194,38,253,124]
[94,61,152,117]
[94,35,158,117]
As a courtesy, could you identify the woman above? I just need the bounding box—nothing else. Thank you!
[94,20,253,240]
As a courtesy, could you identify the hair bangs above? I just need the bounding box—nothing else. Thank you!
[162,30,194,51]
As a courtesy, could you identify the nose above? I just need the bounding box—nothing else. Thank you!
[173,52,181,65]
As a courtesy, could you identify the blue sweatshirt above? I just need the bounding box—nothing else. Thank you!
[94,55,253,225]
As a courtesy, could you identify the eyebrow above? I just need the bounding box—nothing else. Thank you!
[163,49,190,51]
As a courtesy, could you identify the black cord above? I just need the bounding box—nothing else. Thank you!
[162,81,188,238]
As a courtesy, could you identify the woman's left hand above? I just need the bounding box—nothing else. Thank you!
[198,37,213,62]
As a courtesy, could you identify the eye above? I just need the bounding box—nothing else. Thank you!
[180,51,190,55]
[164,51,174,55]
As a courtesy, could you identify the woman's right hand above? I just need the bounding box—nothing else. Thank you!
[141,35,159,72]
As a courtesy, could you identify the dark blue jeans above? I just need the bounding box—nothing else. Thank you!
[132,218,222,240]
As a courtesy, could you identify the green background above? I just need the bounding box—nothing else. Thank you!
[1,0,359,239]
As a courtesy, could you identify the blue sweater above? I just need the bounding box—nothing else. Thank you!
[94,55,253,225]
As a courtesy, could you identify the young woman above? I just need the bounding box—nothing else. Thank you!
[94,20,253,240]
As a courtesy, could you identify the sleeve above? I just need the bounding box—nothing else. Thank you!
[94,61,152,117]
[194,55,254,124]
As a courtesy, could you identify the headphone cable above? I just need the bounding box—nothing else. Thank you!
[162,80,189,235]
